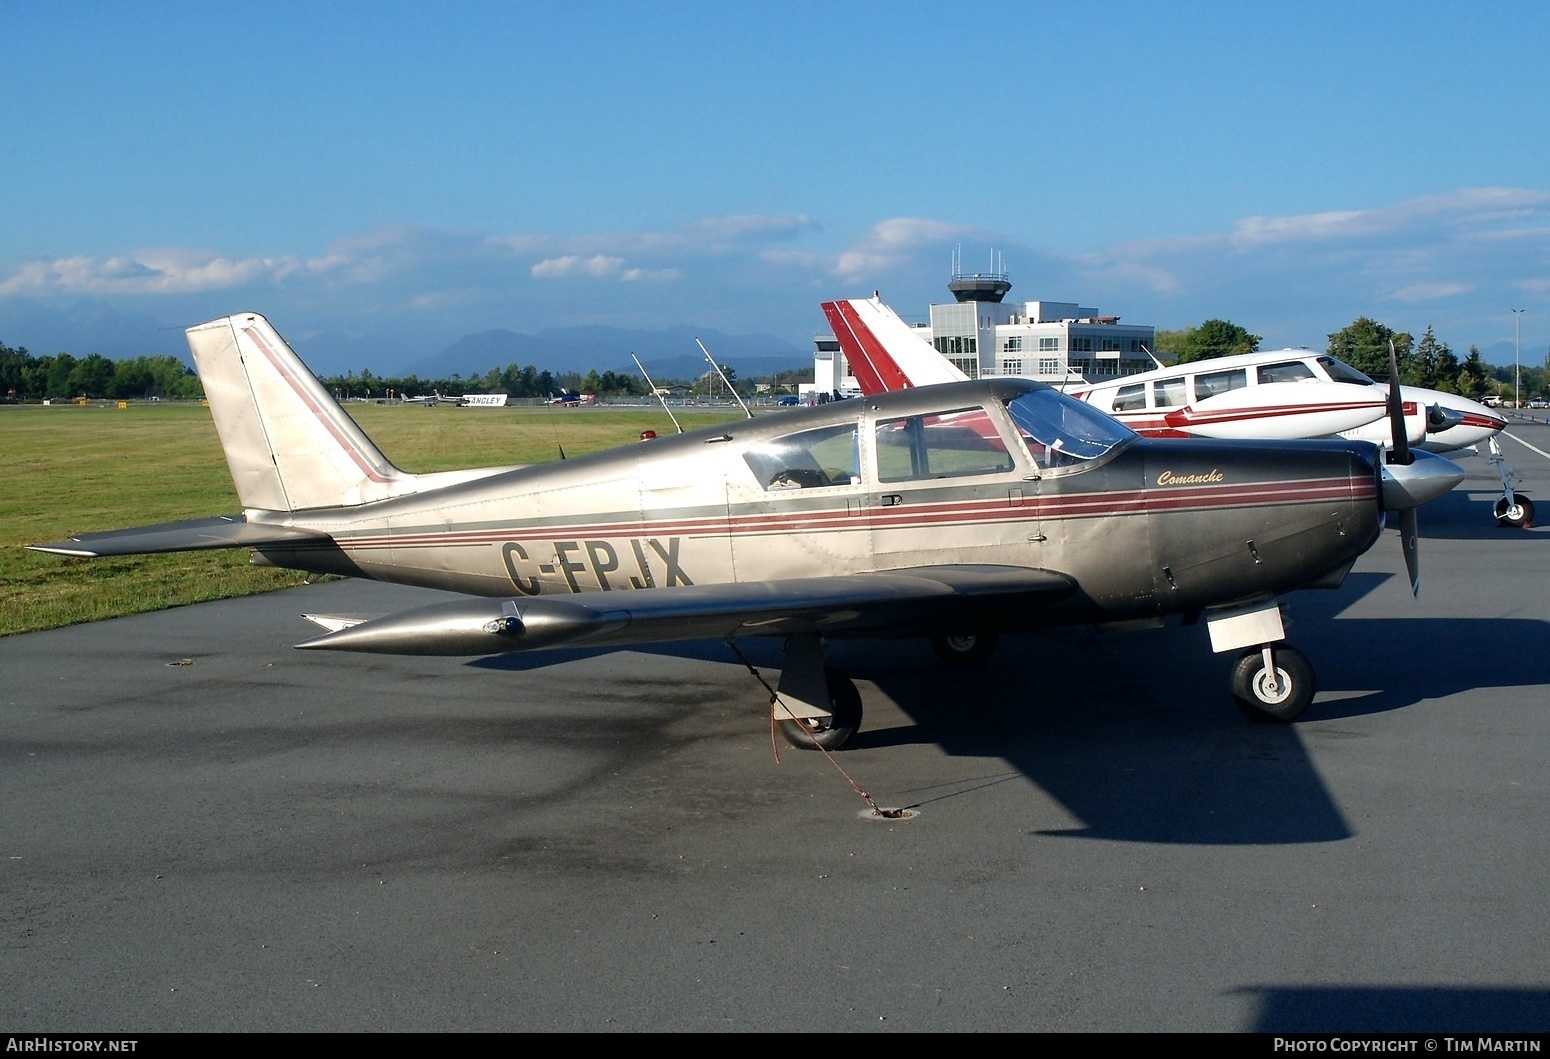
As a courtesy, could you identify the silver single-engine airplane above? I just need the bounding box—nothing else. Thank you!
[34,312,1465,749]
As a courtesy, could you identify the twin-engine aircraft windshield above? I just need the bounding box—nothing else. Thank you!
[1004,388,1135,468]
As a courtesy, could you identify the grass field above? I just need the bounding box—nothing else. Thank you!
[0,400,743,637]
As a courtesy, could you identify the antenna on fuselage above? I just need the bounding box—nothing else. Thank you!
[695,338,753,419]
[632,353,683,435]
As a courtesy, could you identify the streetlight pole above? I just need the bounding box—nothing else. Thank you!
[1512,308,1524,410]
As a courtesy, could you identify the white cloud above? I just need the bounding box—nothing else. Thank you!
[831,217,979,280]
[530,254,626,279]
[0,248,351,296]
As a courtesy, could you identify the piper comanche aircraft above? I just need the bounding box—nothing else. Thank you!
[822,295,1525,526]
[33,312,1464,751]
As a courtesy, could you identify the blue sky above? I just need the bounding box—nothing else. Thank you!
[2,1,1547,368]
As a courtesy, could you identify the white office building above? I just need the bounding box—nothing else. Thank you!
[814,259,1157,395]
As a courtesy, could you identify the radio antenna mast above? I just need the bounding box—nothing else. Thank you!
[631,353,682,434]
[695,338,752,419]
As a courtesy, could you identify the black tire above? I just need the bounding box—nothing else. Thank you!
[1495,493,1535,528]
[930,630,1000,668]
[778,667,863,751]
[1231,646,1315,723]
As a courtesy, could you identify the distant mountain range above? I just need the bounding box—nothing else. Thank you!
[0,298,814,381]
[3,296,1534,379]
[397,324,812,383]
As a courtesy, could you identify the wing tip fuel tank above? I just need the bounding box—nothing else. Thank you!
[295,597,611,655]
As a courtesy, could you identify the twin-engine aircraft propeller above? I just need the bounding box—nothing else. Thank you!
[1380,339,1463,596]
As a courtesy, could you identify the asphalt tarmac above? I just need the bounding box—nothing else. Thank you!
[4,421,1549,1033]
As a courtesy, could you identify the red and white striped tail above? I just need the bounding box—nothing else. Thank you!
[820,296,968,396]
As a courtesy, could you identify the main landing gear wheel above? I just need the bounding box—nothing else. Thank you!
[1231,646,1315,723]
[930,630,1000,668]
[1495,493,1535,528]
[778,667,863,752]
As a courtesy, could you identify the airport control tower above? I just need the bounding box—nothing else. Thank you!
[946,248,1013,304]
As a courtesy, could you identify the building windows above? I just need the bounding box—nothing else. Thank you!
[1098,338,1120,353]
[1039,336,1060,352]
[1001,359,1023,376]
[1070,337,1094,353]
[1038,358,1063,375]
[1003,336,1023,353]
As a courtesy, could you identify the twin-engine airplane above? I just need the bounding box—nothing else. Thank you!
[35,312,1462,750]
[822,295,1523,524]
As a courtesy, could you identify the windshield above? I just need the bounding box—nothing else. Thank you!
[1320,356,1377,385]
[1003,389,1135,468]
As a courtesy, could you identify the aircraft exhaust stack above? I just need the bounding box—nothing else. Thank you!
[295,597,611,655]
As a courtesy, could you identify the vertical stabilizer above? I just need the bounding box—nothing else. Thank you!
[186,313,408,511]
[820,296,969,396]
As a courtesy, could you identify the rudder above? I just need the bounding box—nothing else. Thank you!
[186,313,407,511]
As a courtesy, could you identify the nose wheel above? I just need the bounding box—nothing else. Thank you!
[1495,492,1535,528]
[1231,645,1315,722]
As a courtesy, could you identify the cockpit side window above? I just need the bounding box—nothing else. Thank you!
[874,406,1015,483]
[1257,361,1316,384]
[744,423,860,490]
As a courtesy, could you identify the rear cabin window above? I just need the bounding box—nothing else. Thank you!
[743,423,860,490]
[1195,368,1248,401]
[874,407,1015,483]
[1257,361,1317,384]
[1111,383,1146,412]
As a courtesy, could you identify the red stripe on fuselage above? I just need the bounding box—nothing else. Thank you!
[326,474,1371,553]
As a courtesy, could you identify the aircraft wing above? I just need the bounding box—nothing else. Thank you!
[29,514,328,557]
[296,564,1078,656]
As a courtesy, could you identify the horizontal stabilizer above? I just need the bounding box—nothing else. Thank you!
[29,515,326,558]
[296,565,1078,656]
[301,614,377,633]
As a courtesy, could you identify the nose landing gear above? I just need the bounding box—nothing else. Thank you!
[1230,645,1316,722]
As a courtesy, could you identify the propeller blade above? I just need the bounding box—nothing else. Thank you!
[1399,506,1420,597]
[1386,339,1411,466]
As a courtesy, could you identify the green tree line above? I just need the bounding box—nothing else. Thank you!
[321,364,652,401]
[0,342,203,401]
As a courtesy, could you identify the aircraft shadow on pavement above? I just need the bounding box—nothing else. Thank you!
[472,571,1546,848]
[1238,984,1550,1034]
